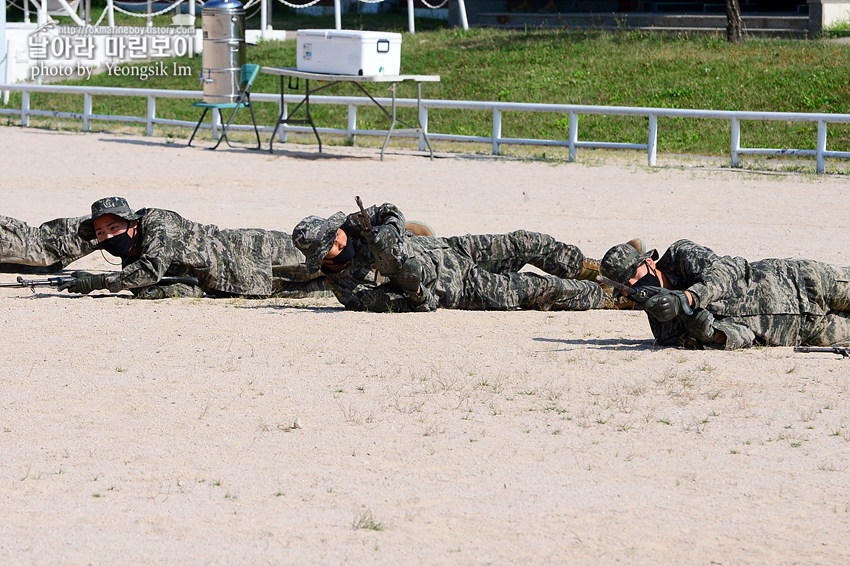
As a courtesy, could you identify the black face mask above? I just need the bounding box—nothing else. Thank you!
[633,264,661,289]
[100,231,135,258]
[321,241,355,273]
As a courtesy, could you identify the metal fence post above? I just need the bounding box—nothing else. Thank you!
[83,92,92,132]
[647,113,657,166]
[278,98,287,143]
[568,110,577,162]
[817,120,827,174]
[347,103,357,144]
[211,107,220,138]
[21,90,29,127]
[492,108,501,155]
[418,105,428,152]
[146,95,155,136]
[731,117,740,168]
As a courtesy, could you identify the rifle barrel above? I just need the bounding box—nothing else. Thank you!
[794,346,850,358]
[354,195,372,232]
[0,276,73,288]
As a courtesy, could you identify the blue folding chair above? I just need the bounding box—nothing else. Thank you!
[188,63,261,150]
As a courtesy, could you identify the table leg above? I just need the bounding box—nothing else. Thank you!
[303,79,322,153]
[378,81,434,161]
[268,77,324,153]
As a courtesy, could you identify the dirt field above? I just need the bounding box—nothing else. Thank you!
[2,127,850,565]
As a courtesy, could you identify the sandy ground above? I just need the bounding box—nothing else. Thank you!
[2,127,850,565]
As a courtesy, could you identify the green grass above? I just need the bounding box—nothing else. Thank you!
[6,13,850,159]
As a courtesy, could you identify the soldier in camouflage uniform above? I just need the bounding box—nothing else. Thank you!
[58,197,329,299]
[600,239,850,349]
[1,215,95,273]
[291,201,609,313]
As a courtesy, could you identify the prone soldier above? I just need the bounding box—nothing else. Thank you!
[292,200,616,313]
[57,196,330,299]
[1,215,95,273]
[600,239,850,350]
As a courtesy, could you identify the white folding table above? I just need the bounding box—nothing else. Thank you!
[261,66,440,160]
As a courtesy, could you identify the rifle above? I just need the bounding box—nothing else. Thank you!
[793,346,850,358]
[0,275,74,289]
[596,275,657,304]
[1,275,200,292]
[352,195,372,232]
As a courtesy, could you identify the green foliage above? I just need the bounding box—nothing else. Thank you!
[9,21,850,156]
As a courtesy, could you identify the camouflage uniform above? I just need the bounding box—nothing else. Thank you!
[77,200,328,299]
[292,203,604,313]
[602,239,850,349]
[0,215,95,273]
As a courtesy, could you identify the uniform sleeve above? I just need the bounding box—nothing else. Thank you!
[665,239,751,310]
[712,318,756,350]
[370,202,406,234]
[104,211,178,292]
[131,282,205,300]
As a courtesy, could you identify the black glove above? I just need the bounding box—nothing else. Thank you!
[364,224,400,251]
[406,285,438,312]
[640,286,693,322]
[57,271,108,295]
[394,257,425,294]
[364,225,405,275]
[682,309,715,344]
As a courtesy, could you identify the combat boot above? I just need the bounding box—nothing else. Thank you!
[627,238,645,254]
[577,256,600,281]
[405,221,435,237]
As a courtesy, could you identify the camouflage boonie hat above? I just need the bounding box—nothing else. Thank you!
[78,196,142,240]
[600,243,659,285]
[292,211,348,273]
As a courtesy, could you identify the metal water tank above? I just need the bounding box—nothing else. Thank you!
[201,0,246,104]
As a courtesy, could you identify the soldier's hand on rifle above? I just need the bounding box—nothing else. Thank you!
[392,257,437,312]
[640,286,693,322]
[682,309,715,344]
[57,271,108,295]
[365,225,405,275]
[364,224,400,251]
[394,257,425,293]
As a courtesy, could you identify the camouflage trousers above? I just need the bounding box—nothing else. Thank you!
[439,231,604,311]
[797,260,850,346]
[0,215,93,272]
[719,260,850,347]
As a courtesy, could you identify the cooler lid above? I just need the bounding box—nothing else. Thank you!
[203,0,244,12]
[297,29,332,39]
[326,30,402,40]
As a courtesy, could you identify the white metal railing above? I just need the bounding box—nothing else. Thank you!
[2,83,850,173]
[18,0,463,33]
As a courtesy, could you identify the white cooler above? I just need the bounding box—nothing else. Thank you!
[296,29,402,76]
